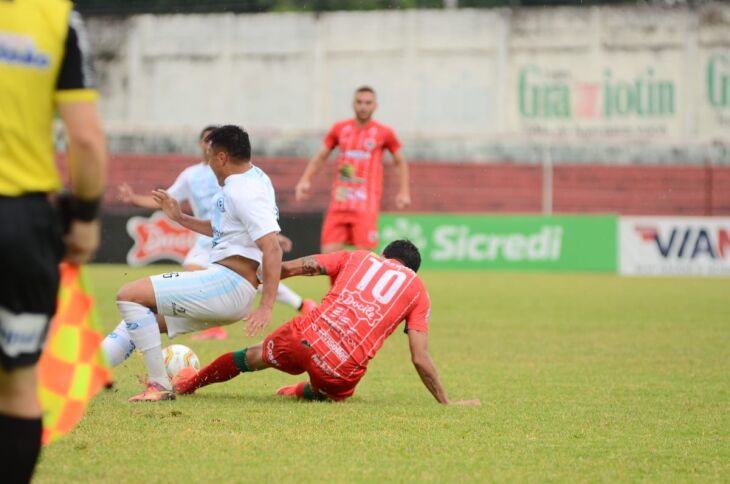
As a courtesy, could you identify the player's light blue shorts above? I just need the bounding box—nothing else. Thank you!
[150,264,256,338]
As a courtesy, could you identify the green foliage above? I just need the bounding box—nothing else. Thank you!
[35,265,730,481]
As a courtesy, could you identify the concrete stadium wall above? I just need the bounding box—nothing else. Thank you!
[60,154,730,216]
[85,4,730,164]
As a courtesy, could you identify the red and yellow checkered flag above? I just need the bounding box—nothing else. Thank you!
[37,263,111,444]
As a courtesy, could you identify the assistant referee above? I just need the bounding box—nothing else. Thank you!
[0,1,107,482]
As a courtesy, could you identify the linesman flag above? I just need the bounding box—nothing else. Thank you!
[37,263,111,444]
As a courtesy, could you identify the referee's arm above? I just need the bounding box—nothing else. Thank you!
[56,11,108,263]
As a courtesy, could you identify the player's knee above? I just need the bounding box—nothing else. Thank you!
[115,283,134,303]
[116,278,152,305]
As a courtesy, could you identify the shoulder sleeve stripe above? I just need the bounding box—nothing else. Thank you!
[56,11,96,92]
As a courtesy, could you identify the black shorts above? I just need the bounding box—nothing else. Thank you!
[0,194,63,370]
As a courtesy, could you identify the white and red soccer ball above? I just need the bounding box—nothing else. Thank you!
[162,344,200,379]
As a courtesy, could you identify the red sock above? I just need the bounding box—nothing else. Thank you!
[185,352,241,393]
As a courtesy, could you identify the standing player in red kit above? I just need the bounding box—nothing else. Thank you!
[172,240,479,405]
[295,86,411,254]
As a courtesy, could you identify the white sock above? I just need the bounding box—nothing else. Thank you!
[102,320,136,367]
[276,283,303,310]
[117,301,171,390]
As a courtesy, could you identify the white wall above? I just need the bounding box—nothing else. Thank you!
[87,4,730,163]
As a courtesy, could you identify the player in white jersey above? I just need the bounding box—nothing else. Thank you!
[108,126,284,402]
[111,126,314,345]
[117,125,220,270]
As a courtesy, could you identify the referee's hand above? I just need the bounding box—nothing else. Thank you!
[64,219,100,265]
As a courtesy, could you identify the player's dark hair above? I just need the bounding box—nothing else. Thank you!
[205,125,251,162]
[383,239,421,273]
[355,85,376,96]
[199,125,219,140]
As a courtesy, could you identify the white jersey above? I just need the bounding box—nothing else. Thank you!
[167,162,220,249]
[209,166,280,267]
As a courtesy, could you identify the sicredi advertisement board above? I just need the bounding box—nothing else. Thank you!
[378,214,617,272]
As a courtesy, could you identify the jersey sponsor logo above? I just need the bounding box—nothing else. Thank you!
[0,307,47,357]
[320,311,358,348]
[126,211,197,266]
[311,353,342,378]
[312,323,349,362]
[171,302,187,316]
[216,196,225,212]
[335,186,367,202]
[635,225,729,260]
[337,163,366,185]
[265,340,280,368]
[339,291,379,322]
[343,149,372,161]
[0,34,50,69]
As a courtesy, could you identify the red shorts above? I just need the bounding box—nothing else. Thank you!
[262,320,360,401]
[321,210,379,249]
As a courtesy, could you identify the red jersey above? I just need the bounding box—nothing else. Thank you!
[293,250,430,381]
[323,119,402,213]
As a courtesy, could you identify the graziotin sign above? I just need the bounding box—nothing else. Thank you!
[379,214,617,271]
[513,64,678,137]
[705,52,730,129]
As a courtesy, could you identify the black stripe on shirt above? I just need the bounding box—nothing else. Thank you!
[56,11,96,91]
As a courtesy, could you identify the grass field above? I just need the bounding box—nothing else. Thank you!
[34,265,729,482]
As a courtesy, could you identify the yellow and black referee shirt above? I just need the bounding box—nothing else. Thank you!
[0,0,98,196]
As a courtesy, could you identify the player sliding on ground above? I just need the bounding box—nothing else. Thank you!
[109,125,284,402]
[173,240,480,405]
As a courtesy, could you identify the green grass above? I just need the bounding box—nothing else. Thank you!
[35,266,730,482]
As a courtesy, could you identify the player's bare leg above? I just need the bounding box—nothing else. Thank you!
[173,344,269,395]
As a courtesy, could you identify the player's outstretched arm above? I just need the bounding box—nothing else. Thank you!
[295,146,332,201]
[280,255,322,280]
[118,182,159,210]
[407,329,480,406]
[152,189,213,236]
[244,232,283,337]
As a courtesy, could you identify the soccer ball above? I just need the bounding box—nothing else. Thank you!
[162,344,200,379]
